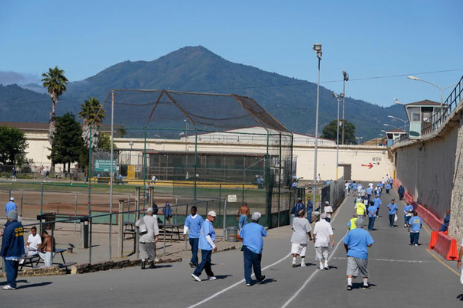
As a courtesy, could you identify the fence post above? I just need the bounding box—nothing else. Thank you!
[135,187,140,258]
[74,192,77,233]
[20,190,23,217]
[118,199,124,258]
[222,199,227,239]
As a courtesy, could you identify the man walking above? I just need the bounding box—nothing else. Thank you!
[343,218,374,290]
[387,199,398,228]
[313,213,335,270]
[373,195,382,217]
[403,201,414,228]
[4,197,17,216]
[240,212,267,286]
[385,182,391,195]
[355,198,366,218]
[367,201,378,231]
[183,206,204,268]
[1,210,24,290]
[192,211,217,281]
[323,201,333,223]
[290,210,312,268]
[237,202,250,230]
[408,211,422,246]
[306,196,313,223]
[136,207,159,269]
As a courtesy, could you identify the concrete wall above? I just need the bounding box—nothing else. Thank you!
[449,111,463,239]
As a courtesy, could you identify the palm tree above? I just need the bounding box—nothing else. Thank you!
[42,66,69,120]
[79,97,105,148]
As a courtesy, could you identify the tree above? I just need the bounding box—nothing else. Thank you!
[321,120,356,144]
[42,66,68,149]
[79,97,105,148]
[48,113,84,173]
[0,126,28,165]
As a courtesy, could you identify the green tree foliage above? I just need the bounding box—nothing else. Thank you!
[79,97,105,126]
[41,66,69,119]
[48,113,84,172]
[321,120,356,144]
[0,126,28,165]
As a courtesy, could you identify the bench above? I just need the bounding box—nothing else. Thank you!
[159,224,183,241]
[20,248,76,271]
[19,254,41,270]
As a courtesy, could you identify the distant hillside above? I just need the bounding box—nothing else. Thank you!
[0,84,50,122]
[1,46,407,141]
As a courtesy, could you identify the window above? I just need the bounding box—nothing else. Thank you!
[412,113,420,121]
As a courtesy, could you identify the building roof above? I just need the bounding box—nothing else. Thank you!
[384,128,405,133]
[406,99,440,106]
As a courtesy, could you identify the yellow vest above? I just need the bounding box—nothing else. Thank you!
[349,217,357,230]
[355,202,366,216]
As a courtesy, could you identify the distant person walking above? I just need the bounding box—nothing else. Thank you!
[323,201,333,223]
[136,207,160,269]
[398,185,405,200]
[403,201,414,228]
[306,196,314,223]
[385,182,391,195]
[164,201,172,224]
[313,213,334,270]
[240,212,267,286]
[290,210,312,268]
[343,218,374,291]
[4,197,17,216]
[367,201,378,231]
[192,211,217,282]
[183,206,204,268]
[387,199,398,228]
[237,202,251,230]
[12,167,17,181]
[408,211,422,246]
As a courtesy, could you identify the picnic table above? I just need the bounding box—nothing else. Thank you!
[19,248,76,271]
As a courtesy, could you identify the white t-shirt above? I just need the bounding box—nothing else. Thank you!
[313,219,334,247]
[324,206,333,218]
[291,217,312,244]
[27,233,42,250]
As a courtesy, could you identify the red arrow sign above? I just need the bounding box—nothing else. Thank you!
[361,163,373,169]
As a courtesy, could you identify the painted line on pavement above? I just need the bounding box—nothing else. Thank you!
[331,256,434,263]
[280,195,349,308]
[187,253,291,308]
[426,248,460,277]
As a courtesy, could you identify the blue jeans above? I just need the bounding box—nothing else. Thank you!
[243,246,264,284]
[410,232,420,245]
[368,216,376,230]
[193,249,214,277]
[389,214,395,227]
[239,215,248,229]
[439,224,449,232]
[307,211,313,223]
[4,259,19,289]
[189,237,199,266]
[404,215,411,226]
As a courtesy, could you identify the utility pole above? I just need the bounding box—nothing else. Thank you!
[342,71,349,144]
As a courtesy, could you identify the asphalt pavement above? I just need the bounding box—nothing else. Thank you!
[2,186,462,308]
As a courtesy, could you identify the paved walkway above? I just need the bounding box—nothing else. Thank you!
[2,186,462,307]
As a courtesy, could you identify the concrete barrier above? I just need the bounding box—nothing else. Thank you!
[433,232,459,260]
[412,202,442,231]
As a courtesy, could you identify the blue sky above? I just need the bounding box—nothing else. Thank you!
[1,0,462,107]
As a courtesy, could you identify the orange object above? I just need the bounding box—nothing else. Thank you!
[428,231,439,249]
[447,239,459,260]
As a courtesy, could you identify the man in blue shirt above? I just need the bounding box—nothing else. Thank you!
[408,211,422,246]
[403,201,414,228]
[183,206,204,268]
[387,199,398,228]
[385,182,391,195]
[0,210,24,289]
[192,211,217,282]
[240,212,267,286]
[306,196,313,223]
[373,195,382,217]
[4,197,17,216]
[343,218,374,290]
[291,198,305,216]
[366,186,373,203]
[367,201,377,231]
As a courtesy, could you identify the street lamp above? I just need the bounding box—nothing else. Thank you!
[393,98,405,105]
[129,141,134,165]
[407,76,457,109]
[332,92,344,179]
[355,136,363,145]
[384,123,403,130]
[342,71,349,144]
[312,43,322,206]
[388,115,407,132]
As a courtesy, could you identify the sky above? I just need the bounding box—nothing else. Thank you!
[1,0,462,108]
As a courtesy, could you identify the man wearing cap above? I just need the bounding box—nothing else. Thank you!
[323,201,333,223]
[313,212,335,270]
[192,211,217,281]
[387,199,398,228]
[291,210,313,268]
[5,197,17,216]
[291,198,305,217]
[1,210,24,290]
[408,211,422,246]
[240,212,267,286]
[136,207,159,269]
[343,218,374,290]
[355,198,366,218]
[183,206,204,268]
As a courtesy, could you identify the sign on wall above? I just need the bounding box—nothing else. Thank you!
[95,159,117,172]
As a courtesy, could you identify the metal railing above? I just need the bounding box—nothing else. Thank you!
[422,75,463,135]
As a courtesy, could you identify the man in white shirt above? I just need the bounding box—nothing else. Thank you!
[25,226,41,256]
[290,210,312,268]
[313,213,335,270]
[323,201,333,223]
[136,207,160,269]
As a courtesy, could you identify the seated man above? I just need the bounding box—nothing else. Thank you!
[38,230,55,267]
[25,226,42,257]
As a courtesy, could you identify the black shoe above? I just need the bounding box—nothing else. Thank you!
[347,285,352,291]
[362,284,370,289]
[189,262,195,268]
[257,275,266,284]
[149,262,155,269]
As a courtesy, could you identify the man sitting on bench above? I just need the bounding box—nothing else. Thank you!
[25,226,41,257]
[38,230,55,267]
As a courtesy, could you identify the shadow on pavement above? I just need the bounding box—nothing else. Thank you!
[19,282,53,289]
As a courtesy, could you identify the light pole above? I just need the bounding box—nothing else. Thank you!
[342,71,349,145]
[383,123,403,130]
[333,92,344,179]
[387,115,407,133]
[407,76,457,110]
[129,141,134,165]
[312,43,322,209]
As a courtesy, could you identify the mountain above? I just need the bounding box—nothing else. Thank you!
[0,84,50,122]
[0,46,406,141]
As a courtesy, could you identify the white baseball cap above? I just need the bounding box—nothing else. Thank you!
[208,211,217,217]
[9,197,14,201]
